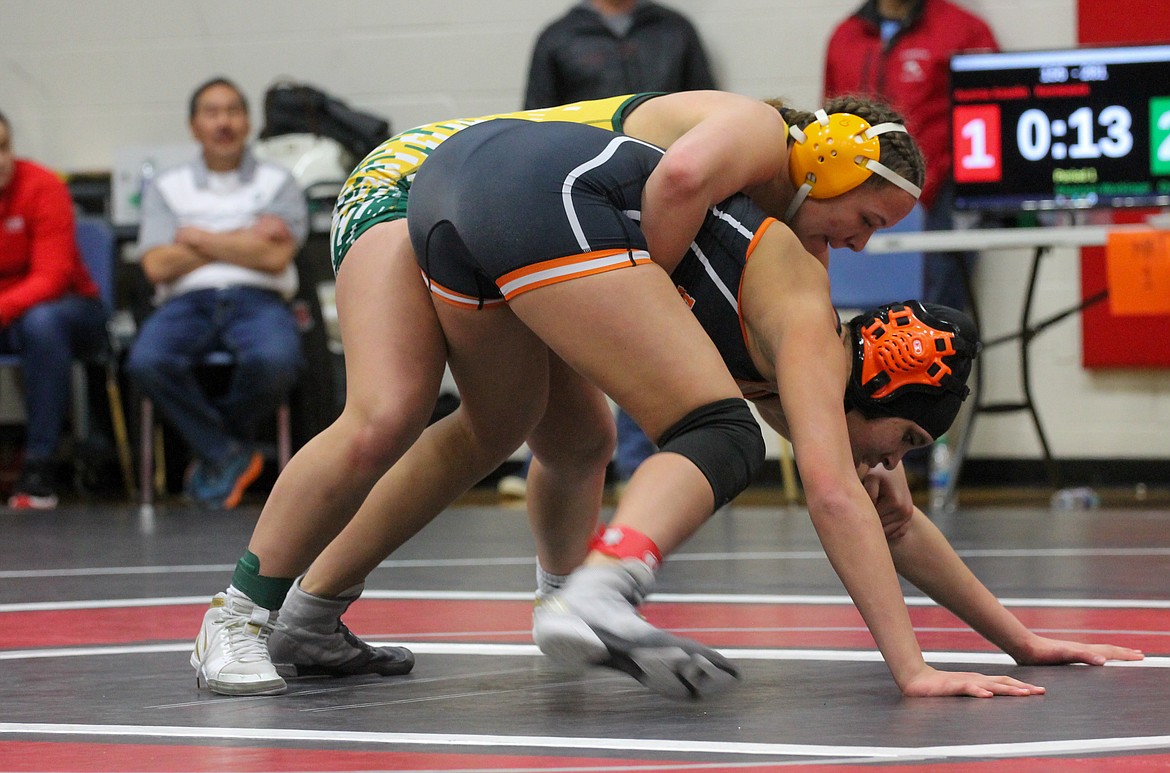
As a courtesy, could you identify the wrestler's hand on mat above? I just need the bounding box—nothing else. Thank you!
[1010,635,1144,666]
[899,665,1046,698]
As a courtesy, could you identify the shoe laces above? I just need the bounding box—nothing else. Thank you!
[338,622,379,656]
[218,602,276,663]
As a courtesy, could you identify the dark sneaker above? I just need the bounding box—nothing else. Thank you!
[533,560,741,700]
[182,458,206,502]
[190,448,263,510]
[7,461,59,510]
[269,580,415,678]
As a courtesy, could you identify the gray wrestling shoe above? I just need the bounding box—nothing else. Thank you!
[533,560,740,700]
[268,580,415,678]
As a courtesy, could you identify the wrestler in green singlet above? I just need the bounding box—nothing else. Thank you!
[329,93,661,272]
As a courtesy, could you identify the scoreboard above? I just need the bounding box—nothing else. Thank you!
[950,44,1170,212]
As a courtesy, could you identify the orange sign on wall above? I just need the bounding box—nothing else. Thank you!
[1105,229,1170,316]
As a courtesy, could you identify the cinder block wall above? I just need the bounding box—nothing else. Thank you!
[5,1,1165,464]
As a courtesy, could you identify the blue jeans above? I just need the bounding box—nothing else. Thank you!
[125,287,303,464]
[2,295,109,462]
[613,408,655,482]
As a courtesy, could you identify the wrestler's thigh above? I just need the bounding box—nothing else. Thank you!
[335,219,446,421]
[527,354,617,466]
[433,300,551,445]
[508,264,741,443]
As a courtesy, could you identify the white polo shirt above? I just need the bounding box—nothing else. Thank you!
[137,150,309,303]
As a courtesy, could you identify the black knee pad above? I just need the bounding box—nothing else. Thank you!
[656,398,765,509]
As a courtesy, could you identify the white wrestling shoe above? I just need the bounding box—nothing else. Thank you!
[268,580,415,678]
[533,560,741,700]
[191,590,286,696]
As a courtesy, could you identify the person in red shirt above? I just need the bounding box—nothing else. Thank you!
[823,0,999,312]
[823,0,998,485]
[0,110,110,509]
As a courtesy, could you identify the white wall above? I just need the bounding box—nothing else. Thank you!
[2,0,1164,462]
[1,0,1077,170]
[970,240,1170,460]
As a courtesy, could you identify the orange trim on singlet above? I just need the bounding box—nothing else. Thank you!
[419,269,507,310]
[498,248,652,301]
[745,217,779,261]
[736,217,781,363]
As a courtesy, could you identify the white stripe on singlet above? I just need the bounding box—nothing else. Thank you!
[497,250,651,298]
[560,135,663,250]
[695,203,756,310]
[624,203,742,311]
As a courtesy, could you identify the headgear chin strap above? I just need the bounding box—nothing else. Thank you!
[784,109,922,222]
[845,301,980,440]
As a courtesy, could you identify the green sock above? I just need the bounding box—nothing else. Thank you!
[230,550,295,610]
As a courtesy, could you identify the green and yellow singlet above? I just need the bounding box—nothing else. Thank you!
[329,93,659,272]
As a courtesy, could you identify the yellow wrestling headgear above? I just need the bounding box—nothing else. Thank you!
[784,109,922,222]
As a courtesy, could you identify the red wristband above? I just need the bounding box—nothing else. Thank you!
[590,525,663,569]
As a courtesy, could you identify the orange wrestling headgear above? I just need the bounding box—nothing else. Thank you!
[845,301,979,439]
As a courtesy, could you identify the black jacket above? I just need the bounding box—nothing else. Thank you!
[524,2,716,109]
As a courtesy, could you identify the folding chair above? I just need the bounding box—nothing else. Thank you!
[138,355,292,506]
[0,217,135,499]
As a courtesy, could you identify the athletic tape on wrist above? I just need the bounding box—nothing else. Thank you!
[590,525,663,569]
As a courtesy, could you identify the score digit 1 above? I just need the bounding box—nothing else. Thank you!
[954,104,1003,183]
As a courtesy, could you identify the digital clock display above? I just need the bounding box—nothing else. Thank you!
[950,44,1170,211]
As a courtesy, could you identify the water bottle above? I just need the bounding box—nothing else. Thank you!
[928,433,954,513]
[131,159,155,211]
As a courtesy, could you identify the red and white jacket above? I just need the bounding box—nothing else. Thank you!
[0,160,98,326]
[823,0,999,209]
